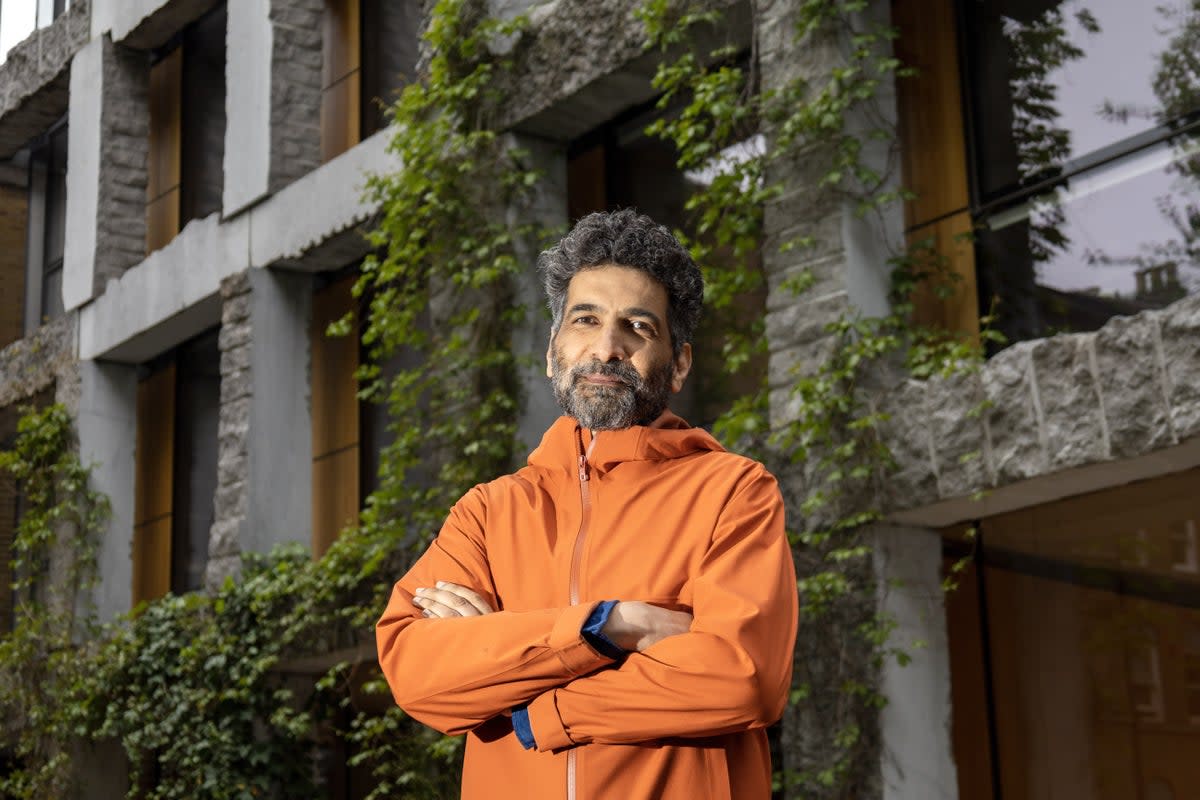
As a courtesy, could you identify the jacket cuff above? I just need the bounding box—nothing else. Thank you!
[512,706,536,750]
[550,602,616,675]
[581,600,625,660]
[526,689,574,751]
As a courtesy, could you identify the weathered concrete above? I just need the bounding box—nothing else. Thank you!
[91,0,215,49]
[76,359,137,622]
[0,0,89,158]
[248,127,397,271]
[874,525,957,800]
[78,212,243,362]
[223,0,272,214]
[63,34,148,311]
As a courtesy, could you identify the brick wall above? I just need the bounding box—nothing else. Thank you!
[0,185,28,349]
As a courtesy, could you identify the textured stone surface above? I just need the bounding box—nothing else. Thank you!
[268,0,323,193]
[1030,333,1109,470]
[764,291,849,353]
[926,369,991,499]
[1093,313,1175,459]
[0,0,90,157]
[980,340,1045,484]
[0,314,76,407]
[873,378,939,511]
[206,273,253,589]
[95,38,149,288]
[1159,293,1200,440]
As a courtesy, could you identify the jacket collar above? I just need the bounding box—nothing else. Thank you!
[527,410,725,476]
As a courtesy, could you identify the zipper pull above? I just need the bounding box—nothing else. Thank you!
[578,454,588,483]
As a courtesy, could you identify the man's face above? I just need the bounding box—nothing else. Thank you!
[546,264,692,430]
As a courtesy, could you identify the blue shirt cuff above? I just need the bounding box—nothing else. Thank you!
[512,706,536,750]
[582,599,625,661]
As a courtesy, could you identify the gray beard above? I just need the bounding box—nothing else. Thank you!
[550,351,675,430]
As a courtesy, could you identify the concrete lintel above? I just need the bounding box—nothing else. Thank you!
[248,126,396,272]
[78,212,249,362]
[0,0,88,158]
[62,36,103,310]
[91,0,216,49]
[890,434,1200,529]
[223,0,271,216]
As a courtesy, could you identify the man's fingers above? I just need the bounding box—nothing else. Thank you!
[412,582,495,617]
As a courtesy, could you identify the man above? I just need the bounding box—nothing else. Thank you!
[376,209,798,799]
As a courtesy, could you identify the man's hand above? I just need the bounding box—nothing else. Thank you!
[413,581,495,618]
[601,601,693,652]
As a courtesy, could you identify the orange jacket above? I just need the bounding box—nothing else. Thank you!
[376,412,798,799]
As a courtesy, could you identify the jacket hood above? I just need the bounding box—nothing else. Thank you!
[527,411,725,475]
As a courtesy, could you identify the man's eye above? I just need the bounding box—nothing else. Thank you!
[573,316,597,325]
[630,320,654,333]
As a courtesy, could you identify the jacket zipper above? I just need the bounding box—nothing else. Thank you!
[566,431,597,800]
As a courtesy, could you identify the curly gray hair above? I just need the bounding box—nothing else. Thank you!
[537,209,703,356]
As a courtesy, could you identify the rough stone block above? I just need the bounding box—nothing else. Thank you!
[1093,313,1175,458]
[926,369,990,500]
[980,340,1045,484]
[1159,293,1200,440]
[221,293,252,325]
[218,395,252,431]
[873,378,940,512]
[1030,333,1109,470]
[764,292,848,352]
[219,366,252,405]
[219,343,252,374]
[214,482,248,522]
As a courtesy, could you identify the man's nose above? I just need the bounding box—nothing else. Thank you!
[591,324,629,362]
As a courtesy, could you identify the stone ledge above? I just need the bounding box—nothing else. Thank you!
[0,0,90,158]
[0,314,76,407]
[879,293,1200,525]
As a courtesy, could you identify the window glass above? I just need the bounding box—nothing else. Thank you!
[41,125,67,322]
[180,3,226,224]
[962,0,1200,346]
[171,330,220,593]
[944,468,1200,799]
[360,0,422,138]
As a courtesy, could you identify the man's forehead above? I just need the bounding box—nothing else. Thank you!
[565,264,669,307]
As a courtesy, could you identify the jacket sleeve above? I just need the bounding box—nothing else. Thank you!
[375,486,617,735]
[523,467,799,750]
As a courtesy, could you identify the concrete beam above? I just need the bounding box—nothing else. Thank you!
[873,525,958,800]
[224,0,271,215]
[62,36,102,309]
[78,212,245,362]
[91,0,216,50]
[76,359,137,622]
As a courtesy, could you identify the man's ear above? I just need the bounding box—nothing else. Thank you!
[671,342,693,393]
[545,339,554,379]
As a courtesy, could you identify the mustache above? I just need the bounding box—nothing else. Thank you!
[570,359,640,386]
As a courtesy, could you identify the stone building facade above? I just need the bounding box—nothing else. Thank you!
[0,0,1198,797]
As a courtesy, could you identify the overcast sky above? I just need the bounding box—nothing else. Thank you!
[1,0,42,65]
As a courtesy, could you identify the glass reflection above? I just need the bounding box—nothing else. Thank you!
[963,0,1200,346]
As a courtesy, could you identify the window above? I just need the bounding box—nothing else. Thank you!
[895,0,1200,348]
[0,175,27,350]
[146,4,227,254]
[310,275,360,557]
[320,0,421,161]
[19,122,69,334]
[960,0,1200,346]
[566,99,765,429]
[942,467,1200,799]
[133,330,220,603]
